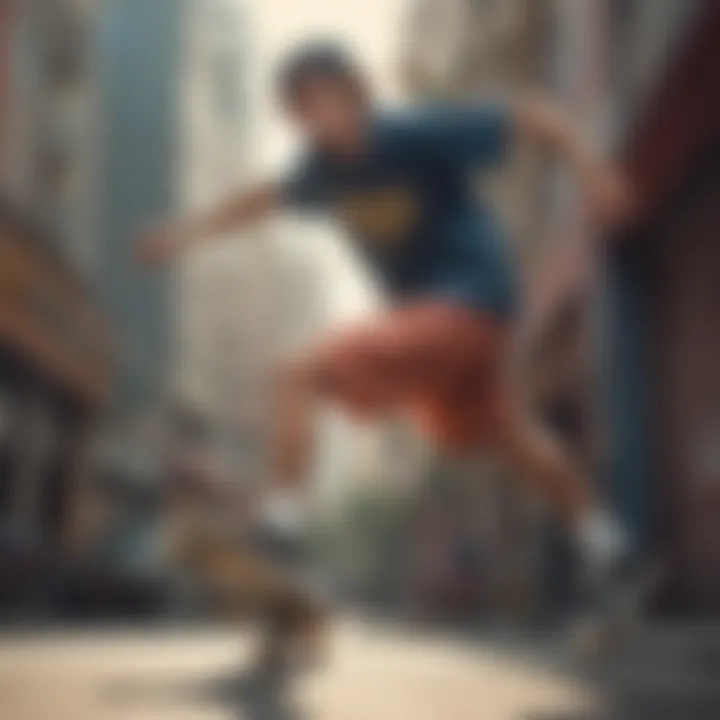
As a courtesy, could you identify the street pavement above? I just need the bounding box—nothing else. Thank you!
[0,618,595,720]
[1,619,719,719]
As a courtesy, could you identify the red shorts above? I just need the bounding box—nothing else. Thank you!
[311,302,513,452]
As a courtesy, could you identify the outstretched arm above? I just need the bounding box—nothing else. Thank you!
[135,181,281,266]
[514,95,634,227]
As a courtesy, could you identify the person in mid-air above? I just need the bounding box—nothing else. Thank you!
[138,41,638,648]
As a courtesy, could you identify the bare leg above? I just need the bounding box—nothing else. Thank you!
[493,398,631,590]
[494,407,595,523]
[256,359,328,672]
[498,409,656,659]
[272,359,319,491]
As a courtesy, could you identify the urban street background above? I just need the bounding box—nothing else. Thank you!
[0,1,718,718]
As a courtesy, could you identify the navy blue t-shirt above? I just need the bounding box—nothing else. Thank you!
[281,103,520,319]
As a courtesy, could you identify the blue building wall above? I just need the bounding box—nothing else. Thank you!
[97,0,186,409]
[602,249,655,554]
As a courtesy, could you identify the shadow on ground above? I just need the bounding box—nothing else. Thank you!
[105,667,305,720]
[394,618,720,720]
[527,625,720,720]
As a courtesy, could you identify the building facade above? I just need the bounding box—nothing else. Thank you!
[0,0,114,561]
[96,0,252,463]
[170,0,279,489]
[2,0,101,275]
[96,0,184,409]
[525,0,719,614]
[604,0,719,613]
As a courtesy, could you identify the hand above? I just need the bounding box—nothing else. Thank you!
[133,223,184,267]
[587,164,637,230]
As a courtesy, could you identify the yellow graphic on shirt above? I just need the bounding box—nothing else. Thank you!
[337,187,421,245]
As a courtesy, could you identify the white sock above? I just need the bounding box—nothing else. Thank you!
[574,507,630,572]
[262,487,306,537]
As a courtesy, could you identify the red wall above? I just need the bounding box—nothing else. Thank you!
[624,1,720,226]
